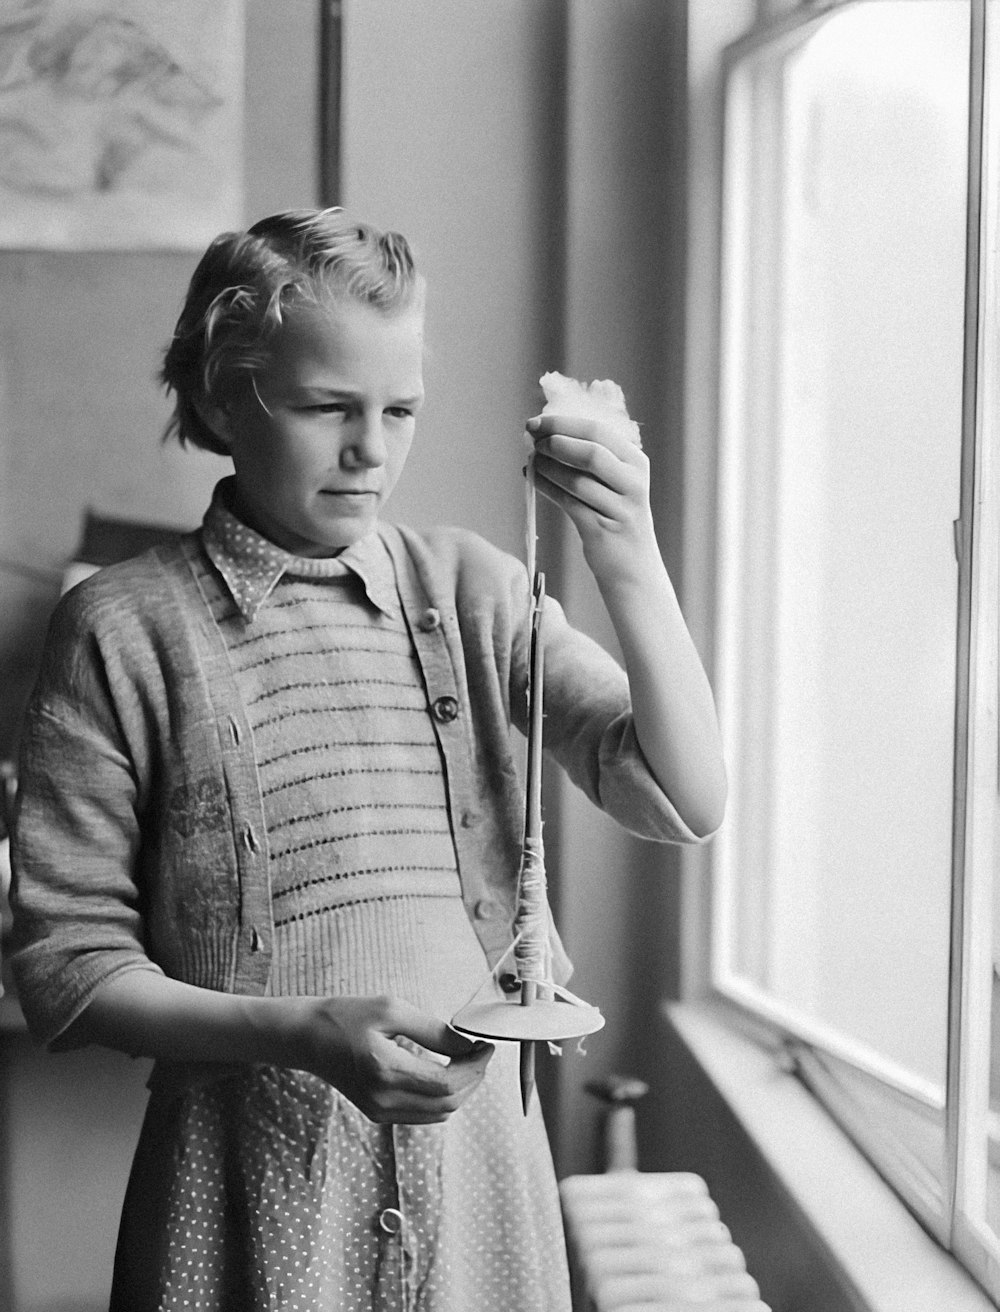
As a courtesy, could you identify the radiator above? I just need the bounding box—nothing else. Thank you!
[560,1076,770,1312]
[560,1171,770,1312]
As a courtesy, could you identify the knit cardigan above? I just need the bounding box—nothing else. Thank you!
[10,522,703,1047]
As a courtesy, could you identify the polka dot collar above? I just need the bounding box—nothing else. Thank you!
[201,478,398,623]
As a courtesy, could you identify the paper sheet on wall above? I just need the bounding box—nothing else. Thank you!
[0,0,244,249]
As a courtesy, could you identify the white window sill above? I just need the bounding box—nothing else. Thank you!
[665,1000,995,1312]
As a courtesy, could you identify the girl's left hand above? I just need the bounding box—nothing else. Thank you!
[526,412,659,585]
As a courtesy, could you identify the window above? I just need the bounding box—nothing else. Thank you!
[713,0,1000,1299]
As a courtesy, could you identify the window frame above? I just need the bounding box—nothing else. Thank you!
[707,0,1000,1298]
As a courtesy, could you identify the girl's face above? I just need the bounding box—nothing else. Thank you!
[214,299,425,556]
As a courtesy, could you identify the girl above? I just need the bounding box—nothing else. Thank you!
[10,209,725,1311]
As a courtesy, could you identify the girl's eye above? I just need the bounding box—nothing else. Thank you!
[295,402,415,419]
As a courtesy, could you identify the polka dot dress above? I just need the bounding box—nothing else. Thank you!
[132,1050,569,1312]
[114,928,571,1311]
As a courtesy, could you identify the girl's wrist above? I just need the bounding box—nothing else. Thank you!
[589,539,672,606]
[240,994,322,1070]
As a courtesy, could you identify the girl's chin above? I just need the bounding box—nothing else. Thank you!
[235,489,380,551]
[288,515,380,557]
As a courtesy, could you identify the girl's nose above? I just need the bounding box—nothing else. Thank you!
[343,415,386,469]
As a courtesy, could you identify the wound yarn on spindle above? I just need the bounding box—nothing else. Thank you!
[513,835,552,987]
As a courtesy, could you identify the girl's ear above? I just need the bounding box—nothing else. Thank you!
[194,397,233,449]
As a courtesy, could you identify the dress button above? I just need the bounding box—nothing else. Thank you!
[431,695,459,723]
[474,898,501,921]
[378,1207,404,1235]
[419,607,441,631]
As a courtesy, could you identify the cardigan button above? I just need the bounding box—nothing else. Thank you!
[499,972,521,994]
[431,695,459,723]
[419,607,441,632]
[474,898,502,921]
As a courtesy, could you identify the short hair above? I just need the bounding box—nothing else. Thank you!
[161,208,421,455]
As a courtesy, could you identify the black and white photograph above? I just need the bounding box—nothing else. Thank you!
[0,3,996,1310]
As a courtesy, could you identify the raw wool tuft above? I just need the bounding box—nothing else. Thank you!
[538,371,642,445]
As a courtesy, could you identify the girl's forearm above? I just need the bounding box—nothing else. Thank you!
[63,969,310,1067]
[59,969,494,1125]
[598,555,728,838]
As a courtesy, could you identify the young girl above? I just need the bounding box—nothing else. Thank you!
[10,208,725,1312]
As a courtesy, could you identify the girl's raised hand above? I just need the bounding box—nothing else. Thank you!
[527,408,658,586]
[300,994,494,1125]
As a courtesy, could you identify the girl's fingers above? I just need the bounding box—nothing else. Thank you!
[530,434,649,512]
[357,1073,471,1124]
[397,1012,486,1061]
[528,411,642,460]
[534,432,634,483]
[532,461,623,524]
[367,1031,492,1099]
[532,442,648,521]
[532,459,661,572]
[359,1034,492,1123]
[384,1003,479,1056]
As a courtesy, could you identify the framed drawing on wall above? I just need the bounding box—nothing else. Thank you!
[0,0,244,250]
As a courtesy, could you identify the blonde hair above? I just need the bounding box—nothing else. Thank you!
[161,208,421,455]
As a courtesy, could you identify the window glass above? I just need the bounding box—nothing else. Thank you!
[715,0,970,1196]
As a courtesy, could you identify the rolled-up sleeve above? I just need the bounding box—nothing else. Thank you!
[10,595,162,1048]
